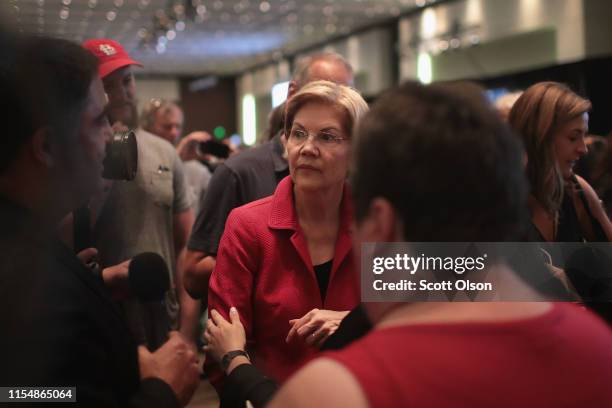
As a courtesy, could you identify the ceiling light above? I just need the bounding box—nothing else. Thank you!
[259,1,270,13]
[166,30,176,40]
[62,0,72,6]
[106,10,117,21]
[175,21,186,31]
[59,8,69,19]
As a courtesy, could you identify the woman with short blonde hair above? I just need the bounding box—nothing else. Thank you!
[205,80,368,389]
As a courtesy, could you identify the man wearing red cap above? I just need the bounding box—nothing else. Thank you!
[82,39,199,345]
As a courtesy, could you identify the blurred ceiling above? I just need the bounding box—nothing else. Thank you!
[6,0,440,75]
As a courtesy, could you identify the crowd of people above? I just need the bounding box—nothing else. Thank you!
[1,28,612,408]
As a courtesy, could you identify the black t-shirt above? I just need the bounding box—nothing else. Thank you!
[188,135,289,255]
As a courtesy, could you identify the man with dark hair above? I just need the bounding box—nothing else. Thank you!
[0,35,199,407]
[267,81,612,407]
[184,52,354,299]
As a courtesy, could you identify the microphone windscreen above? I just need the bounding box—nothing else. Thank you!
[128,252,170,302]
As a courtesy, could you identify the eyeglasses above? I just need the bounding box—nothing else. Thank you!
[288,127,349,147]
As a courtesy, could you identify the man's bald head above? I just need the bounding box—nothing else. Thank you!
[288,52,354,98]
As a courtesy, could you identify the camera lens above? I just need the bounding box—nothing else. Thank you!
[103,130,138,181]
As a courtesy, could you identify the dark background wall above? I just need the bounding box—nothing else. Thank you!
[179,76,237,137]
[479,56,612,136]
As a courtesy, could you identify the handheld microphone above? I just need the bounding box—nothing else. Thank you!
[126,252,171,351]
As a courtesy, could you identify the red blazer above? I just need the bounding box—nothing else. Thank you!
[207,176,360,388]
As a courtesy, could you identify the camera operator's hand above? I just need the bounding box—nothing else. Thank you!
[176,131,211,161]
[111,121,130,134]
[75,249,129,298]
[101,259,130,299]
[76,247,98,265]
[138,331,200,407]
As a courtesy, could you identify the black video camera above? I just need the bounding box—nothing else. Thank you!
[199,140,230,159]
[103,130,138,181]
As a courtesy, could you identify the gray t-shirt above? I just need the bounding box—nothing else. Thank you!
[183,160,212,215]
[92,129,191,326]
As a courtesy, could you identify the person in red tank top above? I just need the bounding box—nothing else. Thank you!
[267,82,612,407]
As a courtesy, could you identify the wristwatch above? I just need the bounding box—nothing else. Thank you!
[221,350,250,372]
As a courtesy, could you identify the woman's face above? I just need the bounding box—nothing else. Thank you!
[554,112,589,179]
[286,101,351,191]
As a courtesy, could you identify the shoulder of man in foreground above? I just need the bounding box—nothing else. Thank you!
[268,357,368,408]
[224,139,275,170]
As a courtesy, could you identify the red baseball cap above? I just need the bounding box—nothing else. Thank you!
[82,38,143,79]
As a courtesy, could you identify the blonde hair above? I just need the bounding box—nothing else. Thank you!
[284,80,368,138]
[508,81,591,214]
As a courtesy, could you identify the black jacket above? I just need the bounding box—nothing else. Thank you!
[0,196,178,407]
